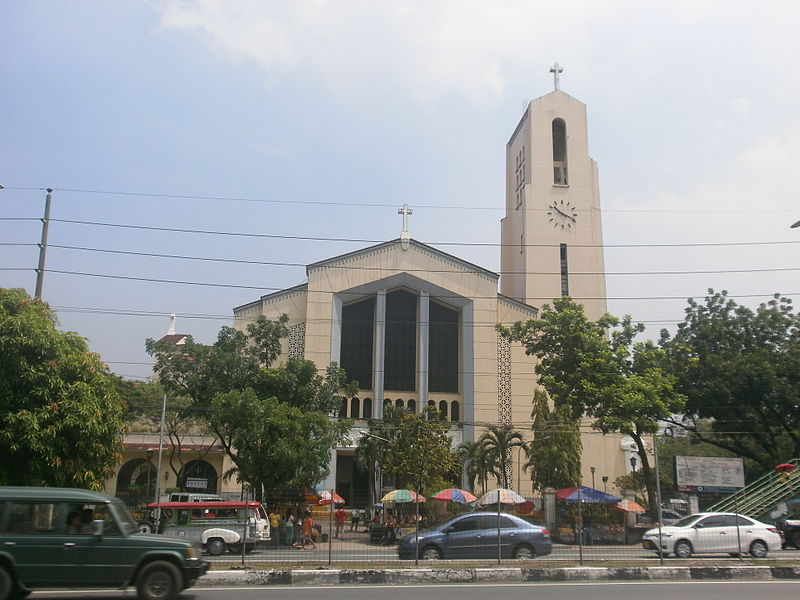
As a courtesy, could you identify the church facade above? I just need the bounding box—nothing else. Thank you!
[233,76,630,504]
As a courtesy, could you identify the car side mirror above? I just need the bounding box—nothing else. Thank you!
[443,526,454,534]
[92,519,105,537]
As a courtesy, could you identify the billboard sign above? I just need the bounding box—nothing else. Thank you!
[674,456,745,493]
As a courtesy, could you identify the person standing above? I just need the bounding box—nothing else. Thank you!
[284,511,295,546]
[350,507,361,531]
[268,508,281,547]
[334,506,346,538]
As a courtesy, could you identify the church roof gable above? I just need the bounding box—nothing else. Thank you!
[306,238,498,281]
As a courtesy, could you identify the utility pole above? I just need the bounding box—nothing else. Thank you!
[35,188,53,299]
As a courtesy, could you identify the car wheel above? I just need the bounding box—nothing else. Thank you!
[135,561,181,600]
[512,544,535,560]
[749,540,768,558]
[206,538,226,556]
[673,540,692,559]
[8,585,31,600]
[0,566,12,600]
[138,521,154,534]
[421,546,441,560]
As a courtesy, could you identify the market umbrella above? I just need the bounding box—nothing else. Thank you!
[316,490,345,506]
[380,489,426,503]
[431,488,477,504]
[556,486,622,503]
[616,499,646,513]
[476,488,525,506]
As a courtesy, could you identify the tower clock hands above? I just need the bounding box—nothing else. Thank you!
[552,205,576,222]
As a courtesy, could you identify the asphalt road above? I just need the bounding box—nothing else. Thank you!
[26,581,800,600]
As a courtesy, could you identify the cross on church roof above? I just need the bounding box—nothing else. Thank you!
[398,203,413,250]
[550,62,564,91]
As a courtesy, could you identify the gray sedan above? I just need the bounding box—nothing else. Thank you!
[397,512,552,560]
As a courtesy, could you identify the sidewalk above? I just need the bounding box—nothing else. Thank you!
[201,565,800,587]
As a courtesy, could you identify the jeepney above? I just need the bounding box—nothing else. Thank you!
[141,500,270,555]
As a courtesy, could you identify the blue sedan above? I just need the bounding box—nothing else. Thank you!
[397,512,552,560]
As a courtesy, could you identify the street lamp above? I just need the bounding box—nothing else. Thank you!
[602,475,609,493]
[590,466,596,490]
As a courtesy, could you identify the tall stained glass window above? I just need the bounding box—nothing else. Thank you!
[340,296,375,390]
[429,301,459,393]
[384,289,417,391]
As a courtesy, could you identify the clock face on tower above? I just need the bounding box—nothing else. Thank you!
[547,200,577,230]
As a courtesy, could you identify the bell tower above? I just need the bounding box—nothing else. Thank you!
[500,65,608,320]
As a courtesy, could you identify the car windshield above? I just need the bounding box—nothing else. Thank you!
[110,498,138,535]
[671,514,702,528]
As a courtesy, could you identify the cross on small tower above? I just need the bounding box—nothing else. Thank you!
[550,61,564,91]
[398,204,413,250]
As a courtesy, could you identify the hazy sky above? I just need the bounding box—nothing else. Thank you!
[2,0,799,381]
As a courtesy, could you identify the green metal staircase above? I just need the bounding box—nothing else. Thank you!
[707,458,800,519]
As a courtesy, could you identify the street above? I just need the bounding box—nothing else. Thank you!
[25,581,800,600]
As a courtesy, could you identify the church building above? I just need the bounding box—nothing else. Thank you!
[233,68,628,504]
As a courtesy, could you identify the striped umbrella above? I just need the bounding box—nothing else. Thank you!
[476,488,526,506]
[380,489,426,503]
[431,488,478,504]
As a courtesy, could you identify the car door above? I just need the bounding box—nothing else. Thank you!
[691,515,727,553]
[62,502,127,586]
[474,515,517,558]
[1,500,72,586]
[441,517,480,558]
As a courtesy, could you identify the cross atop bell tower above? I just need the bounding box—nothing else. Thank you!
[550,61,564,91]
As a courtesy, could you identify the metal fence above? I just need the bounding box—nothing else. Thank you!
[200,504,794,567]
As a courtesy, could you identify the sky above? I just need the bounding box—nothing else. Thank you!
[2,0,800,381]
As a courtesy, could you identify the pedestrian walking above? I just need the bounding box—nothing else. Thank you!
[301,510,316,550]
[350,507,361,531]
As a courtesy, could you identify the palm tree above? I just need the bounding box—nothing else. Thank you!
[479,424,526,490]
[456,439,492,495]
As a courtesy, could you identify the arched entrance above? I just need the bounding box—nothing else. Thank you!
[177,460,218,494]
[115,458,157,502]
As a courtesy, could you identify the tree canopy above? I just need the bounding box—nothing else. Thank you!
[382,410,459,490]
[660,290,800,470]
[146,315,354,498]
[0,288,124,489]
[501,296,684,510]
[525,388,582,491]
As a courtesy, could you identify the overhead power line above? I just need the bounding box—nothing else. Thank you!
[4,216,799,249]
[9,243,800,277]
[3,186,798,215]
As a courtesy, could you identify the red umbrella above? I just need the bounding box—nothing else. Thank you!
[431,488,478,504]
[776,463,796,482]
[317,490,345,505]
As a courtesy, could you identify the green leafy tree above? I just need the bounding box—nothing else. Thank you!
[146,315,355,499]
[501,296,683,512]
[211,387,351,495]
[383,411,458,491]
[0,288,124,489]
[525,389,581,491]
[478,424,526,489]
[660,290,800,470]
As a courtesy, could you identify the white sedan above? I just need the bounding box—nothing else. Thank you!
[642,512,782,558]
